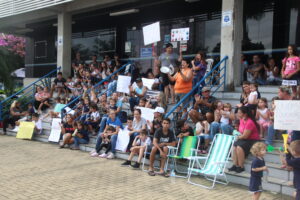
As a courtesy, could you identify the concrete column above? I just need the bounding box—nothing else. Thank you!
[57,12,72,77]
[220,0,243,91]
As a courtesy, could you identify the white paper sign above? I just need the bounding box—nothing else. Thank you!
[136,107,155,122]
[142,78,155,90]
[125,41,131,53]
[222,11,233,27]
[282,80,297,86]
[143,22,161,45]
[117,75,132,94]
[115,128,130,152]
[171,28,190,42]
[274,100,300,131]
[48,118,62,142]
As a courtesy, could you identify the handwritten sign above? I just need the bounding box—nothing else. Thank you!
[274,100,300,130]
[16,121,35,140]
[116,75,132,94]
[48,118,62,142]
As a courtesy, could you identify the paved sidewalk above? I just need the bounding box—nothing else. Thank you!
[0,136,286,200]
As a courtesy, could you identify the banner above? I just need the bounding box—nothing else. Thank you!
[116,75,132,94]
[115,128,130,152]
[16,121,35,140]
[48,118,62,142]
[274,100,300,130]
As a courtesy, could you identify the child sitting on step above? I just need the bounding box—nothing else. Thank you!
[121,129,151,169]
[249,142,268,200]
[98,126,115,158]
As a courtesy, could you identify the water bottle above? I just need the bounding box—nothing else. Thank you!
[170,169,176,184]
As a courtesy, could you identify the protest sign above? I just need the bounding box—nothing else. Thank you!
[274,100,300,131]
[171,28,189,42]
[48,118,62,142]
[115,128,130,152]
[117,75,132,94]
[143,22,161,45]
[16,121,35,140]
[142,78,155,90]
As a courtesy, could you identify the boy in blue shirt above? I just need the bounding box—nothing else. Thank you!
[249,142,268,200]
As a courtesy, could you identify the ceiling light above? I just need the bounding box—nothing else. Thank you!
[109,9,139,17]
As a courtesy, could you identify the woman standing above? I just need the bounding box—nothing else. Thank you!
[168,59,193,107]
[229,106,260,173]
[191,51,207,93]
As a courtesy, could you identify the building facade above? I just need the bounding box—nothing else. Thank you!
[0,0,299,90]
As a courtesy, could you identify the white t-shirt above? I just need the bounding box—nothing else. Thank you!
[133,117,147,130]
[136,136,151,146]
[257,108,269,122]
[248,91,258,103]
[220,111,230,125]
[90,111,100,121]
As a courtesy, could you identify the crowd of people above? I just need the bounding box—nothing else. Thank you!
[2,43,300,200]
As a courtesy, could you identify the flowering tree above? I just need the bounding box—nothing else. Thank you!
[0,34,25,94]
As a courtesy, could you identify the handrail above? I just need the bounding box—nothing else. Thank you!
[165,56,228,118]
[0,66,61,104]
[61,62,131,118]
[0,66,61,121]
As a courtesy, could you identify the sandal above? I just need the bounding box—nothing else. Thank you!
[157,172,170,178]
[148,171,156,176]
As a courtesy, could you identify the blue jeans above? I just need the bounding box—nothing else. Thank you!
[95,133,118,154]
[210,122,233,139]
[266,124,275,145]
[129,97,139,111]
[99,115,108,133]
[73,136,89,147]
[106,80,117,97]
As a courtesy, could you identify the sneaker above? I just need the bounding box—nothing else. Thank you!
[106,152,115,159]
[90,152,99,157]
[99,153,108,158]
[121,160,131,166]
[235,166,245,173]
[228,165,237,172]
[131,162,140,169]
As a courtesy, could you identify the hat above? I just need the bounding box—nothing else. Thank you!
[202,87,211,92]
[136,78,142,83]
[154,107,165,114]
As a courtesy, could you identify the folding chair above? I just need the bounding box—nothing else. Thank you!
[165,136,199,178]
[187,134,235,189]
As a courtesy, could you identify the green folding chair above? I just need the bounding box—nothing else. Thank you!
[187,134,235,189]
[165,136,199,178]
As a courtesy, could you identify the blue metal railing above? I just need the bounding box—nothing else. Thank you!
[61,62,131,118]
[165,56,228,118]
[0,66,61,121]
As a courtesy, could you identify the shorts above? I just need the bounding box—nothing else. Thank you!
[249,176,262,193]
[282,74,300,85]
[257,120,270,129]
[234,139,258,157]
[161,73,170,86]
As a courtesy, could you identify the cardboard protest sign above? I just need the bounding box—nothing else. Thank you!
[274,100,300,131]
[143,22,161,45]
[16,121,35,140]
[48,118,62,143]
[117,75,132,94]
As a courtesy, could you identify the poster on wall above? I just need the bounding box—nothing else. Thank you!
[140,48,153,58]
[171,28,190,42]
[143,22,161,45]
[125,41,131,53]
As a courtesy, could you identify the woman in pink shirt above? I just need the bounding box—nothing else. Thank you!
[228,106,260,173]
[281,45,300,98]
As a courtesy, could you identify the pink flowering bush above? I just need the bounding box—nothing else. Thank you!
[0,34,25,94]
[0,34,25,57]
